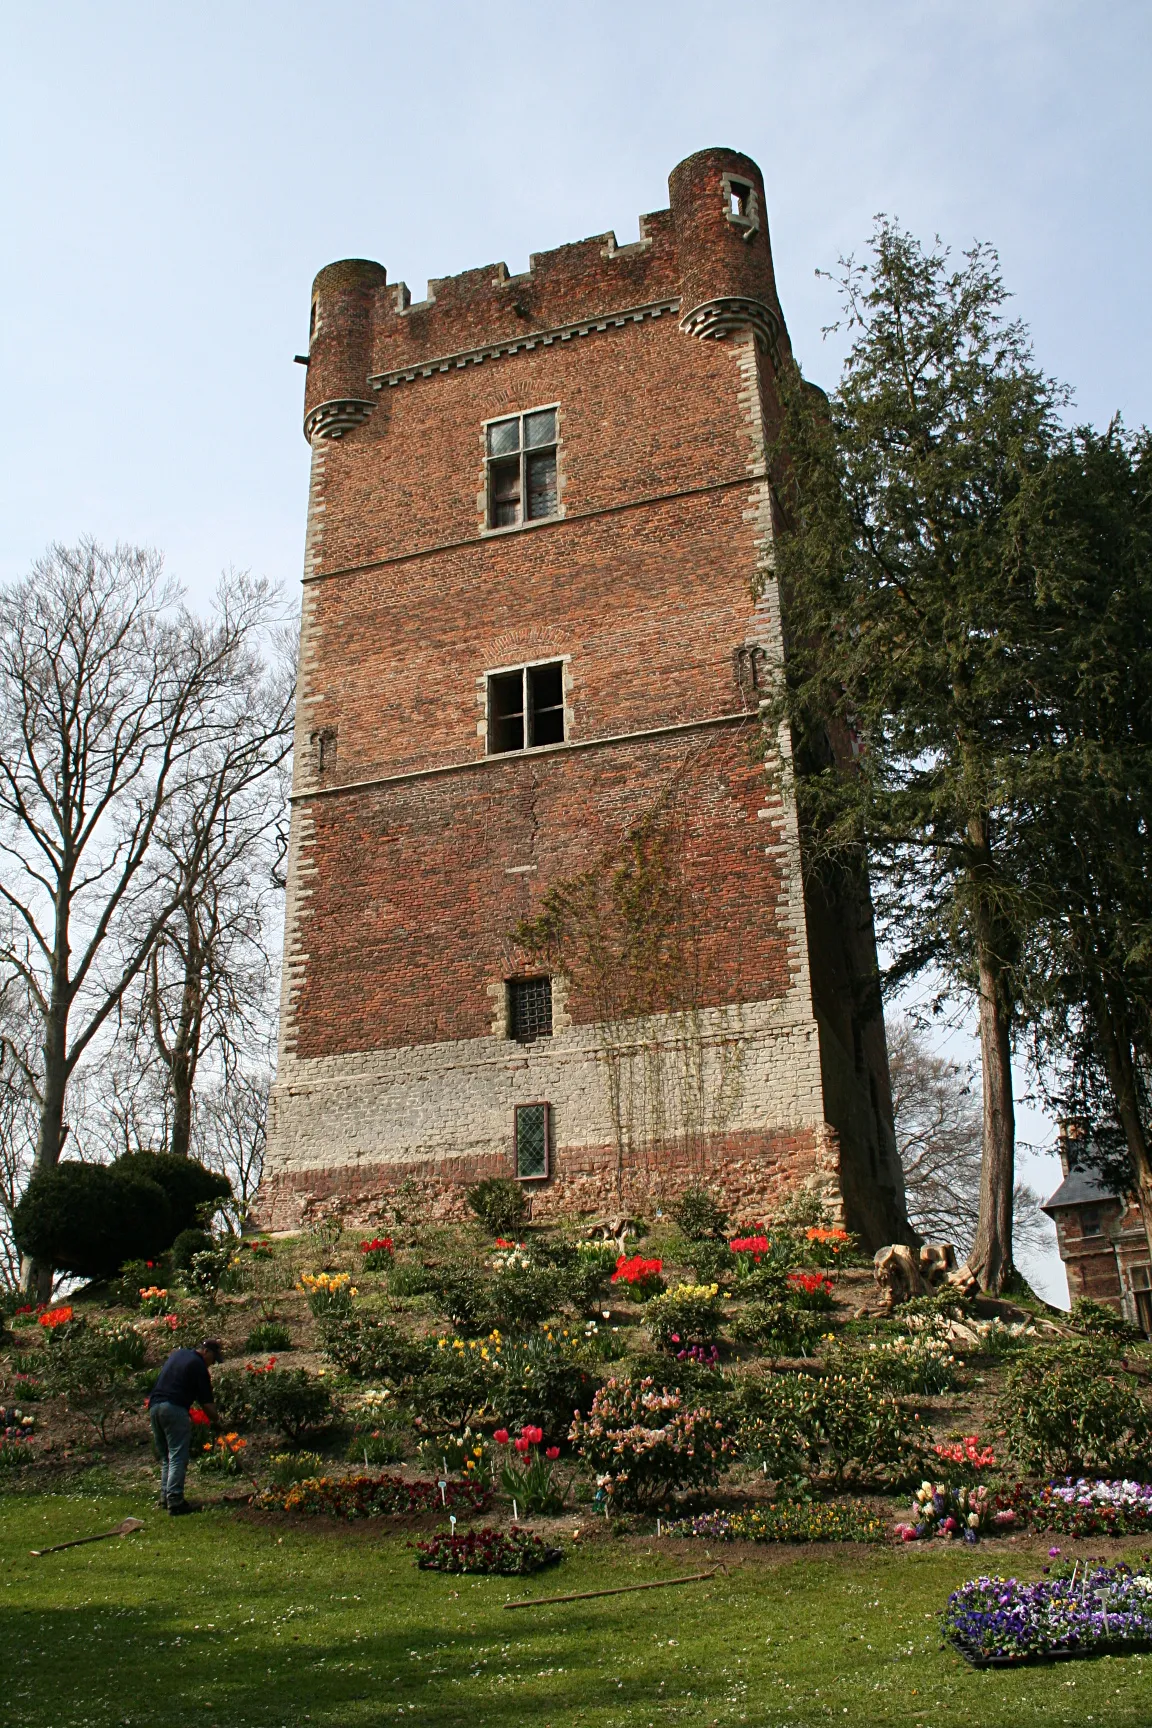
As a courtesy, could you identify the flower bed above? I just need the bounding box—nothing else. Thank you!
[668,1501,884,1544]
[943,1562,1152,1666]
[257,1471,492,1519]
[610,1256,664,1301]
[1024,1478,1152,1538]
[414,1526,563,1575]
[895,1481,1015,1543]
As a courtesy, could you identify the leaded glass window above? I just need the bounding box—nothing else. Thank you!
[515,1102,550,1181]
[485,407,559,528]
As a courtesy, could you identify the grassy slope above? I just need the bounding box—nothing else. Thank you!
[3,1492,1150,1727]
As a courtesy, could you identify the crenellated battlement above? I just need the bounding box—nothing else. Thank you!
[302,150,791,441]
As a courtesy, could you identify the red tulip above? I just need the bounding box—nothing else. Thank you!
[545,1446,560,1460]
[523,1425,544,1445]
[514,1436,530,1453]
[493,1429,509,1444]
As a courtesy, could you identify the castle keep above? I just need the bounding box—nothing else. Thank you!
[258,147,909,1248]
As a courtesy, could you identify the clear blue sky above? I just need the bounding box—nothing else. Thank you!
[2,0,1147,1297]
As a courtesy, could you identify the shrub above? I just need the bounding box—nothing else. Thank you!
[670,1185,728,1242]
[563,1243,619,1315]
[431,1263,498,1335]
[169,1228,214,1276]
[734,1366,925,1488]
[569,1375,733,1509]
[684,1238,734,1285]
[114,1152,231,1235]
[465,1177,528,1237]
[415,1527,562,1575]
[318,1311,428,1382]
[246,1321,292,1352]
[235,1361,334,1443]
[251,1364,333,1443]
[184,1242,238,1300]
[386,1255,436,1299]
[734,1371,826,1481]
[731,1300,825,1357]
[38,1316,147,1442]
[492,1328,597,1441]
[645,1283,725,1352]
[416,1339,497,1432]
[13,1161,173,1278]
[997,1343,1151,1474]
[1070,1296,1138,1341]
[816,1367,927,1487]
[487,1246,567,1331]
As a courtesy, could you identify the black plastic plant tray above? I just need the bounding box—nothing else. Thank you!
[950,1633,1152,1670]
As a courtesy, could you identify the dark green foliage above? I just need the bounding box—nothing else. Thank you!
[732,1300,825,1357]
[39,1317,148,1442]
[114,1152,230,1235]
[465,1177,528,1237]
[246,1321,292,1352]
[169,1228,214,1275]
[684,1238,733,1285]
[430,1264,498,1335]
[670,1185,729,1242]
[734,1366,925,1488]
[13,1161,172,1278]
[318,1312,429,1382]
[491,1332,597,1441]
[222,1364,333,1443]
[1069,1296,1139,1340]
[997,1342,1151,1473]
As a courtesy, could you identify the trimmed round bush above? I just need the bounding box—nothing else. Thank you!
[170,1227,215,1275]
[13,1161,173,1279]
[114,1151,230,1234]
[670,1185,728,1242]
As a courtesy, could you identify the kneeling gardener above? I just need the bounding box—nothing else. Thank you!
[147,1337,222,1515]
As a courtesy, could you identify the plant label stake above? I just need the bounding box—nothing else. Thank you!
[363,1448,369,1469]
[438,1479,447,1507]
[450,1515,457,1537]
[513,1498,519,1523]
[657,1519,661,1538]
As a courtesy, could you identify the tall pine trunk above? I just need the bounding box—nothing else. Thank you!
[963,816,1017,1293]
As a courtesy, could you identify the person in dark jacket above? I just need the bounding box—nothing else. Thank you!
[147,1338,222,1514]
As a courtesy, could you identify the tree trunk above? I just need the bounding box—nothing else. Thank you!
[963,822,1017,1294]
[20,997,69,1300]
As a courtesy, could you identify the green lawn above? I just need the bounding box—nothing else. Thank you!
[3,1493,1150,1726]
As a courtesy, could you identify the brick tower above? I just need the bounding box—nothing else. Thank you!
[258,147,909,1249]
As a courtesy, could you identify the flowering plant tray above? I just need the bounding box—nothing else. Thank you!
[949,1630,1152,1669]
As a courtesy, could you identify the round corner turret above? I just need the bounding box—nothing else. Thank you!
[669,148,784,361]
[304,258,388,442]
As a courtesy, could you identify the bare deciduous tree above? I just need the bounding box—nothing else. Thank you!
[0,541,280,1294]
[888,1016,1048,1259]
[194,1068,271,1219]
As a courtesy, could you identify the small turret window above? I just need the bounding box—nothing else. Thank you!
[722,174,760,238]
[485,407,559,528]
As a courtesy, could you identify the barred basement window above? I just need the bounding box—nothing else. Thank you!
[486,407,558,529]
[487,661,565,753]
[515,1102,550,1181]
[508,976,553,1043]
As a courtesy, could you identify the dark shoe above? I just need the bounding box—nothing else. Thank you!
[168,1500,201,1516]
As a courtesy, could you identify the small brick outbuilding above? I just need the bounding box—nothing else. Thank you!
[1042,1136,1152,1333]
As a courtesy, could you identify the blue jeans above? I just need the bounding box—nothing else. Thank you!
[150,1402,193,1506]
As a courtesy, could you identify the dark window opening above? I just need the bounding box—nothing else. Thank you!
[515,1101,550,1180]
[488,670,525,753]
[1080,1206,1103,1238]
[509,976,553,1043]
[311,727,337,773]
[487,661,565,753]
[730,183,750,217]
[486,408,559,528]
